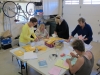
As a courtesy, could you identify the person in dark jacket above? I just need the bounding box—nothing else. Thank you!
[66,17,93,44]
[54,15,69,39]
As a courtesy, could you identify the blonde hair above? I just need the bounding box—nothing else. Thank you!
[55,15,62,20]
[39,24,45,30]
[55,15,63,24]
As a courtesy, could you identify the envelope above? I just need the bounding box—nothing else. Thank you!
[23,45,36,52]
[36,46,47,51]
[14,50,24,56]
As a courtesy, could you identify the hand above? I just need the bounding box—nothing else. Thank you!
[66,59,71,65]
[54,31,57,35]
[70,52,76,57]
[65,39,70,42]
[83,38,88,41]
[38,36,42,39]
[34,38,38,42]
[46,35,49,39]
[78,35,84,40]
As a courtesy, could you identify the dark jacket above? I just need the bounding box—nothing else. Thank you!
[55,20,69,39]
[71,23,93,44]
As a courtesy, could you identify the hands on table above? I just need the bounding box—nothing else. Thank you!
[34,38,38,42]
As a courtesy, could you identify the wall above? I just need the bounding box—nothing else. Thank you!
[10,17,23,39]
[61,0,100,42]
[0,11,4,36]
[0,0,61,38]
[58,0,62,16]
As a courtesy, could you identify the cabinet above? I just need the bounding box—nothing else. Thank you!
[43,0,59,15]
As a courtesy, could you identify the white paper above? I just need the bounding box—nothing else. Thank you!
[24,51,38,59]
[68,46,73,50]
[31,42,36,46]
[85,44,93,51]
[31,41,44,47]
[63,48,71,55]
[62,48,77,55]
[63,42,70,46]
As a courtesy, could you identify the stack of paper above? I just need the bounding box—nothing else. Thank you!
[36,46,47,51]
[55,59,69,69]
[49,66,62,75]
[24,51,38,59]
[14,50,24,56]
[22,45,36,52]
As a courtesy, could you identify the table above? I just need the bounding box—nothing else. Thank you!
[10,41,54,75]
[27,42,74,75]
[10,39,93,75]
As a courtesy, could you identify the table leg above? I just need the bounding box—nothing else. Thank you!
[26,63,28,75]
[16,58,20,67]
[18,61,23,75]
[12,55,14,62]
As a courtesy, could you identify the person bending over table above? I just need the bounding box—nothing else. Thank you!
[54,15,69,39]
[19,17,38,46]
[35,24,49,40]
[66,17,93,44]
[66,39,94,75]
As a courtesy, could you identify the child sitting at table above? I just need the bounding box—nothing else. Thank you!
[35,24,49,40]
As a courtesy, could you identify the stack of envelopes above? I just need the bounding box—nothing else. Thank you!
[23,45,36,52]
[36,46,47,51]
[14,50,24,56]
[23,45,47,52]
[45,37,62,44]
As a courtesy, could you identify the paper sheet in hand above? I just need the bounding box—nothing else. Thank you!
[24,51,38,59]
[62,56,77,65]
[49,66,62,75]
[62,55,71,60]
[78,35,83,40]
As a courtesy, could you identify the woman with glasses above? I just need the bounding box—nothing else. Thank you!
[19,17,38,46]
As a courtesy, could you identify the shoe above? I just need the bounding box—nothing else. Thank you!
[21,64,25,69]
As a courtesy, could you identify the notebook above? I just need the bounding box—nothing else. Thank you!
[55,59,69,69]
[38,60,47,67]
[49,66,62,75]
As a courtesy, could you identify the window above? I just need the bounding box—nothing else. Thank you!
[92,0,100,4]
[15,3,34,23]
[83,0,100,4]
[65,0,79,5]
